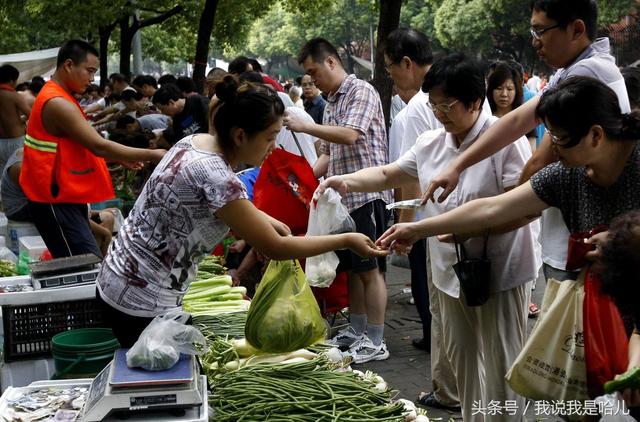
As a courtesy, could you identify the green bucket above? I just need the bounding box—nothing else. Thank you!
[51,328,120,379]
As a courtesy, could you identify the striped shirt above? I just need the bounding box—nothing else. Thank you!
[319,74,391,212]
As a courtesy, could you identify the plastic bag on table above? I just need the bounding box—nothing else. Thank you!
[245,260,326,353]
[126,310,207,371]
[594,393,636,421]
[305,188,355,287]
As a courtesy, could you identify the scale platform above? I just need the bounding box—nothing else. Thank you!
[29,253,101,289]
[82,349,206,422]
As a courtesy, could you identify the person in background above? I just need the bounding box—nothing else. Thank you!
[289,85,304,108]
[248,58,285,92]
[205,67,228,98]
[158,74,177,87]
[622,66,640,111]
[0,64,30,173]
[115,114,170,135]
[96,76,387,347]
[176,76,198,97]
[228,56,253,75]
[20,40,165,258]
[152,83,210,140]
[301,74,326,125]
[131,74,158,99]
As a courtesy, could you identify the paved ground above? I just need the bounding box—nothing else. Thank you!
[329,260,555,421]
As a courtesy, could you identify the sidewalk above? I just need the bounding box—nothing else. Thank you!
[330,261,553,421]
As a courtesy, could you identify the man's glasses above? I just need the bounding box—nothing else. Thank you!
[427,99,459,114]
[530,23,561,40]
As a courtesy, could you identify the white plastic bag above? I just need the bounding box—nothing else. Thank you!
[126,310,207,371]
[595,393,636,421]
[305,188,355,287]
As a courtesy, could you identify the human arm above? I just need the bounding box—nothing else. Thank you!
[283,112,360,145]
[313,153,329,179]
[42,98,165,164]
[315,163,416,198]
[217,199,387,260]
[397,181,421,223]
[519,132,556,183]
[378,182,548,251]
[15,93,31,119]
[258,210,291,236]
[423,97,540,203]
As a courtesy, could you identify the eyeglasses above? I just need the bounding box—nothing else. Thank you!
[549,131,581,148]
[427,99,459,114]
[530,23,561,40]
[301,82,315,88]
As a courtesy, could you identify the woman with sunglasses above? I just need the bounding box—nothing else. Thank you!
[317,53,540,420]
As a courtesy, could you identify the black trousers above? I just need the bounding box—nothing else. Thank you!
[409,238,431,341]
[96,290,154,348]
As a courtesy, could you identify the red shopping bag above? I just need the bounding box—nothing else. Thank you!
[583,267,629,397]
[253,147,318,235]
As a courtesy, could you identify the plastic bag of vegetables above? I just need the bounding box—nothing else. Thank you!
[245,260,326,353]
[126,310,207,370]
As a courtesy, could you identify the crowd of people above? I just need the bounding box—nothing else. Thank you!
[0,0,639,419]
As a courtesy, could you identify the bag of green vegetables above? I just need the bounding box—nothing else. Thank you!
[245,260,326,353]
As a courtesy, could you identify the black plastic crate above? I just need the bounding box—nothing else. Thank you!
[2,298,106,361]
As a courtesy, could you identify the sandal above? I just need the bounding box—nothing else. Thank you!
[528,302,540,318]
[416,391,461,411]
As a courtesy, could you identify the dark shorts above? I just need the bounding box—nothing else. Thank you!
[336,199,390,274]
[27,201,101,258]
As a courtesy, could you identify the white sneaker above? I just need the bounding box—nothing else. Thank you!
[326,326,364,349]
[347,336,390,364]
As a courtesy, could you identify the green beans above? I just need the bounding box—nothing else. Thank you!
[193,311,247,339]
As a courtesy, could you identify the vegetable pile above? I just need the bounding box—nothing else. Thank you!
[0,260,18,277]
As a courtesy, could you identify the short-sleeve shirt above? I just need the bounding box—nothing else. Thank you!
[172,95,210,140]
[530,144,640,234]
[137,114,170,132]
[319,74,391,211]
[303,95,326,125]
[396,112,539,298]
[97,135,248,317]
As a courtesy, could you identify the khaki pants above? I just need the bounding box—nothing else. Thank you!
[438,282,531,421]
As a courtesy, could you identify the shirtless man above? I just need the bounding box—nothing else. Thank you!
[0,64,31,172]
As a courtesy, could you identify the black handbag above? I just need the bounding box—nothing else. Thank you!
[452,231,491,307]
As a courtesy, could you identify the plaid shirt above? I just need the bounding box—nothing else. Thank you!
[320,74,392,212]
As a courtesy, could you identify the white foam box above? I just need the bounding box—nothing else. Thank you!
[18,236,46,261]
[6,221,38,256]
[0,358,55,392]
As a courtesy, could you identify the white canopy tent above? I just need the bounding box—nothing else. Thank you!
[0,47,59,83]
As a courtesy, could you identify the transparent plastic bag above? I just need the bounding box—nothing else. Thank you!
[245,260,326,353]
[305,188,355,287]
[126,310,207,371]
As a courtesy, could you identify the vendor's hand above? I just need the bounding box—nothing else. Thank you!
[282,109,310,133]
[314,176,348,199]
[584,230,609,261]
[422,164,460,204]
[119,161,145,170]
[437,234,455,243]
[149,149,167,164]
[376,222,421,254]
[345,233,389,258]
[270,219,292,236]
[229,239,246,254]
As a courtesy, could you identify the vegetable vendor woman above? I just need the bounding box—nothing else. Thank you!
[96,76,387,347]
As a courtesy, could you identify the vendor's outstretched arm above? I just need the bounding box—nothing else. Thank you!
[316,163,416,197]
[218,199,388,260]
[378,182,547,250]
[423,97,540,203]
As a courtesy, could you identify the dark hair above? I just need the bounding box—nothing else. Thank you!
[487,62,524,113]
[0,64,19,84]
[297,38,342,66]
[238,71,264,84]
[120,88,144,102]
[132,74,157,90]
[15,82,28,91]
[109,73,128,84]
[28,78,45,94]
[152,83,182,105]
[161,127,177,146]
[57,40,99,68]
[595,210,640,323]
[115,114,137,130]
[536,76,640,143]
[176,76,196,94]
[384,28,433,66]
[622,66,640,110]
[211,75,284,155]
[207,67,227,80]
[248,58,263,73]
[85,83,99,94]
[422,53,485,108]
[158,74,177,86]
[531,0,598,41]
[228,56,253,75]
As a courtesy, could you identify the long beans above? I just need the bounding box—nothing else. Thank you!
[210,357,405,421]
[193,311,247,339]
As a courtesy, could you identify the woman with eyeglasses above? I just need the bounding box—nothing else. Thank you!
[317,53,539,420]
[95,75,387,348]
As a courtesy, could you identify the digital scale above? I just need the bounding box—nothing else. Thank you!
[82,349,207,421]
[28,253,102,289]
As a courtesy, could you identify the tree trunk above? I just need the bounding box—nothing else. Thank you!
[371,0,402,128]
[98,22,116,88]
[193,0,220,94]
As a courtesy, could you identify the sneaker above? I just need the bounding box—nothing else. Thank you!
[347,336,390,364]
[326,326,364,349]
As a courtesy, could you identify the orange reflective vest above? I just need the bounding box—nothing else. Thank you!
[20,80,114,203]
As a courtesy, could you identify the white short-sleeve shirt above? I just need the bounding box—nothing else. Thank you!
[396,111,539,298]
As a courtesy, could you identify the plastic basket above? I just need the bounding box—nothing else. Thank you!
[2,298,106,362]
